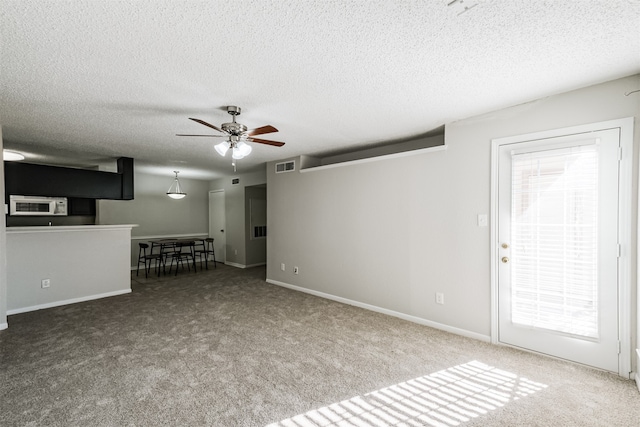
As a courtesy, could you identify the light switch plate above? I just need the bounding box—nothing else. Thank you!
[478,214,488,227]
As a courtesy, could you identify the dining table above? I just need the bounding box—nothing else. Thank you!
[149,237,205,275]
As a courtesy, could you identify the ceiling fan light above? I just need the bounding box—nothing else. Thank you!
[214,141,230,156]
[236,141,252,157]
[232,147,245,160]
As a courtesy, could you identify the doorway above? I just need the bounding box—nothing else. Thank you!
[208,190,226,264]
[491,118,633,376]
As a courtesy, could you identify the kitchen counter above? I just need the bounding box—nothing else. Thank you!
[6,224,138,233]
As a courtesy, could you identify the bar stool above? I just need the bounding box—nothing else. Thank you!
[137,243,162,278]
[152,240,173,276]
[194,238,216,269]
[169,241,196,276]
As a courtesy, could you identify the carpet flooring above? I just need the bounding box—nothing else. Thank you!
[1,264,638,426]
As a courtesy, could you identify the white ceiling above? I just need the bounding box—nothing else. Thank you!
[1,1,639,180]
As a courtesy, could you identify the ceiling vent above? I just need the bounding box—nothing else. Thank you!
[275,160,295,173]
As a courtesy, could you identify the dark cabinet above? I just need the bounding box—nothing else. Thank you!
[68,198,96,216]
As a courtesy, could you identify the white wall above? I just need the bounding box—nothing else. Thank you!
[266,75,640,362]
[6,226,133,314]
[0,126,7,329]
[98,170,210,267]
[209,169,267,267]
[267,147,478,330]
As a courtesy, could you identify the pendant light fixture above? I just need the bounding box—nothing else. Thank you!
[166,170,187,199]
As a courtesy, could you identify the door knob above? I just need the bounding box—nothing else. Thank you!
[502,257,509,263]
[501,243,509,249]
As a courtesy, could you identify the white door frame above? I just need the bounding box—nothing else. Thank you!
[490,117,634,378]
[208,189,226,263]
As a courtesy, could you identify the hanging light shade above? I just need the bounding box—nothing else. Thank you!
[215,136,252,162]
[231,146,243,160]
[166,171,187,199]
[3,150,25,161]
[214,141,230,156]
[232,141,252,160]
[236,140,252,157]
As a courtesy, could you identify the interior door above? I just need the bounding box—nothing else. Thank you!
[496,128,620,372]
[208,190,226,263]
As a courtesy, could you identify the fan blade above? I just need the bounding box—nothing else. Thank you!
[247,125,278,136]
[189,118,225,133]
[248,137,285,147]
[176,134,227,137]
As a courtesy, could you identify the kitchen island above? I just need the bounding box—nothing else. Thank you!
[6,224,137,315]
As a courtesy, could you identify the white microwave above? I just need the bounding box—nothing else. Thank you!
[9,195,68,216]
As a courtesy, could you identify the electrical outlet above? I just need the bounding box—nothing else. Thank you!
[293,266,299,275]
[436,292,444,305]
[281,263,285,271]
[41,279,51,289]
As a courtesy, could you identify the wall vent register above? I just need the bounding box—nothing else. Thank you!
[275,160,295,173]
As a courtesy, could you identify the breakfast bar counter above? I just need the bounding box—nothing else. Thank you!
[6,224,138,315]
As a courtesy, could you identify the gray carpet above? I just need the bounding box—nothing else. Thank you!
[1,264,638,426]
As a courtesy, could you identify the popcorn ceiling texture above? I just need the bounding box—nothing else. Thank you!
[1,1,639,178]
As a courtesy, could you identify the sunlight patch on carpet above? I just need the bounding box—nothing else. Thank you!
[266,360,548,427]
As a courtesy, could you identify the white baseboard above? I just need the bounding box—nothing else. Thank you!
[0,322,8,331]
[246,262,266,268]
[225,261,245,269]
[265,279,491,343]
[225,261,266,269]
[636,349,640,392]
[7,289,132,315]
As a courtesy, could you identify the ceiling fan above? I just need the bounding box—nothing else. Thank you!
[177,105,285,160]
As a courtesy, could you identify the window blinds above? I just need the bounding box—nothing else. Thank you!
[510,144,599,339]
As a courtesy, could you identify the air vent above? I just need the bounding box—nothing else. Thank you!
[275,160,295,173]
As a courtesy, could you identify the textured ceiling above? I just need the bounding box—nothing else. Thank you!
[1,0,639,179]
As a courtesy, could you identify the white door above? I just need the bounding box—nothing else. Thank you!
[496,128,620,372]
[208,190,226,263]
